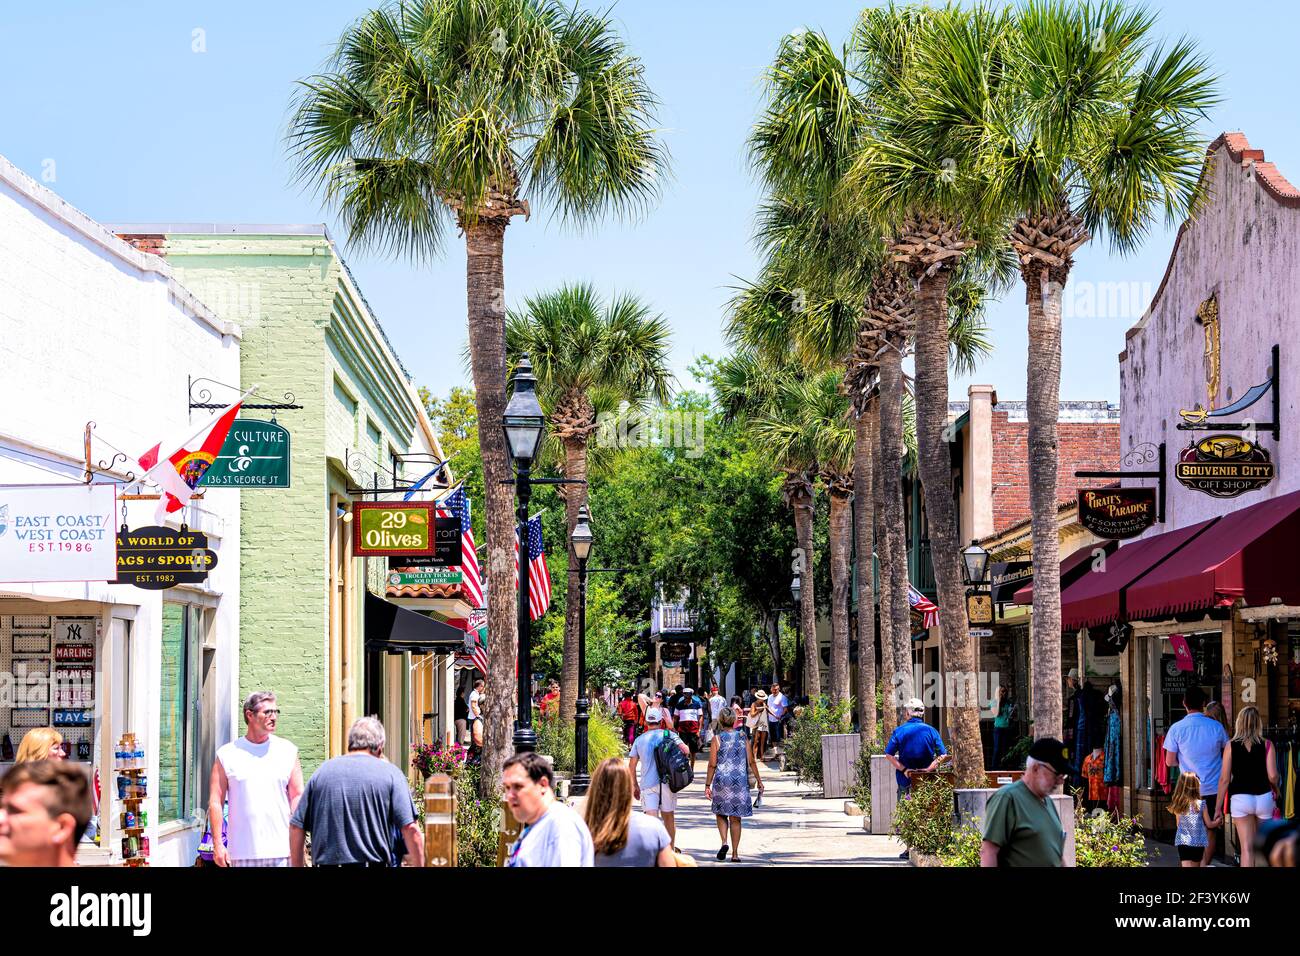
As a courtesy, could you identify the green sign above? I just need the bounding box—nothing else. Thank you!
[205,419,291,488]
[353,502,435,556]
[388,570,463,586]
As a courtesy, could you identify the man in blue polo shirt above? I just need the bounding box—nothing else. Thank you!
[886,697,947,858]
[886,697,947,794]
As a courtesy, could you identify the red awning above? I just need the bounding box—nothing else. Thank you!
[1013,539,1116,606]
[1125,489,1300,620]
[1059,519,1217,631]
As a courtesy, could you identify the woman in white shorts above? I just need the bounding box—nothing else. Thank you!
[1217,705,1279,867]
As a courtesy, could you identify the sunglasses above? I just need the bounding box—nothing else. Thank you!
[256,709,281,717]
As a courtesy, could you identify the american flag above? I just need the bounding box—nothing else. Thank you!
[437,485,483,607]
[462,609,489,673]
[514,515,552,620]
[908,583,940,629]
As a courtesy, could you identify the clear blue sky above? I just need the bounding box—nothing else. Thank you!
[2,1,1295,404]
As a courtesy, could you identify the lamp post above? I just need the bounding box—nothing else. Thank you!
[503,356,546,754]
[570,504,594,795]
[790,573,802,698]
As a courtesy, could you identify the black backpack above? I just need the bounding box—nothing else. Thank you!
[654,730,694,793]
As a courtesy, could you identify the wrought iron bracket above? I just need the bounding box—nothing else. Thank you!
[1175,344,1280,441]
[188,376,301,421]
[1075,441,1166,524]
[81,422,137,484]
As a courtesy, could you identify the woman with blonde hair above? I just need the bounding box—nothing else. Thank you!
[706,707,763,862]
[582,757,675,867]
[15,728,65,764]
[1216,705,1279,867]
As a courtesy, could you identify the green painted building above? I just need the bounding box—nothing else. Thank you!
[114,225,466,775]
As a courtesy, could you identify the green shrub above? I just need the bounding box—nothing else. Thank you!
[938,819,983,867]
[455,765,502,868]
[783,698,853,789]
[534,704,626,774]
[1074,806,1149,867]
[848,732,885,813]
[892,776,956,856]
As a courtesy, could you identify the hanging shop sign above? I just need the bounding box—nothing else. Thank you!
[387,570,463,587]
[203,419,291,488]
[386,516,461,569]
[990,561,1032,604]
[966,592,993,625]
[0,484,117,583]
[113,525,217,590]
[352,502,435,557]
[1077,488,1157,539]
[661,641,691,662]
[1174,435,1275,498]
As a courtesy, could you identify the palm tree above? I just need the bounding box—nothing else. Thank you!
[752,371,856,705]
[286,0,666,787]
[713,350,822,699]
[847,3,1011,786]
[505,283,672,720]
[996,1,1216,740]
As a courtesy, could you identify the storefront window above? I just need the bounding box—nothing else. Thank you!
[159,604,203,823]
[0,614,98,766]
[1137,630,1222,792]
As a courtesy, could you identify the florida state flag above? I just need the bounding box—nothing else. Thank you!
[138,403,242,521]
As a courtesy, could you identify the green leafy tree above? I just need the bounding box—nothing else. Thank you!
[288,0,667,790]
[506,283,672,720]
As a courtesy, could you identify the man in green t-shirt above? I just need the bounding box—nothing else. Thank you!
[980,737,1072,867]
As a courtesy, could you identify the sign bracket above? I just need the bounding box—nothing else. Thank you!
[343,449,455,497]
[189,376,302,422]
[1175,344,1281,441]
[1075,441,1167,524]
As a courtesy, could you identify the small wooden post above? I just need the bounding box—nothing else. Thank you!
[424,773,456,867]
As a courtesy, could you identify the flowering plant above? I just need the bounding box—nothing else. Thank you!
[1074,807,1148,867]
[413,741,468,780]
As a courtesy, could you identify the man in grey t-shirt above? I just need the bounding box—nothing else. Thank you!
[290,717,424,867]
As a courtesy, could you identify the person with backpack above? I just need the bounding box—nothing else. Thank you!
[627,707,692,849]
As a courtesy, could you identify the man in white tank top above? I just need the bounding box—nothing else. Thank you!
[209,690,304,867]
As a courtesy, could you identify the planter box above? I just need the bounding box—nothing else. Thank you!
[909,849,943,867]
[821,734,860,799]
[870,755,898,835]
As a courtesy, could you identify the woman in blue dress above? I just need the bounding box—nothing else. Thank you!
[705,707,763,862]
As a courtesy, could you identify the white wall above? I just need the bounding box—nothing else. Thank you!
[0,155,240,866]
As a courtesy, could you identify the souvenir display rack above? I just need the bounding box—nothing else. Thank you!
[0,615,96,763]
[115,732,149,866]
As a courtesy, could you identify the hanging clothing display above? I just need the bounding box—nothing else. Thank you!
[1287,743,1296,819]
[1104,709,1123,786]
[1154,733,1170,793]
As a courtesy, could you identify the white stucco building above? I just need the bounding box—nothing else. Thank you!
[0,155,241,866]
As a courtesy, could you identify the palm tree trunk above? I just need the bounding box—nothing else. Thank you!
[559,437,589,722]
[873,423,897,742]
[913,271,983,787]
[791,480,821,700]
[1027,265,1064,740]
[764,610,783,680]
[828,485,852,706]
[855,404,878,746]
[463,218,517,794]
[877,343,913,721]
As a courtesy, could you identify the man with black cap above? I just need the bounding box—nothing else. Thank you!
[980,738,1072,867]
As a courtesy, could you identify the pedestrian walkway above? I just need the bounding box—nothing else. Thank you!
[668,752,907,866]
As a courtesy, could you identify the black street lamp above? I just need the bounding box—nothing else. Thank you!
[569,504,594,795]
[960,540,990,588]
[790,573,803,698]
[503,356,546,755]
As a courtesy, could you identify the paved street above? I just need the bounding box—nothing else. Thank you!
[665,751,908,867]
